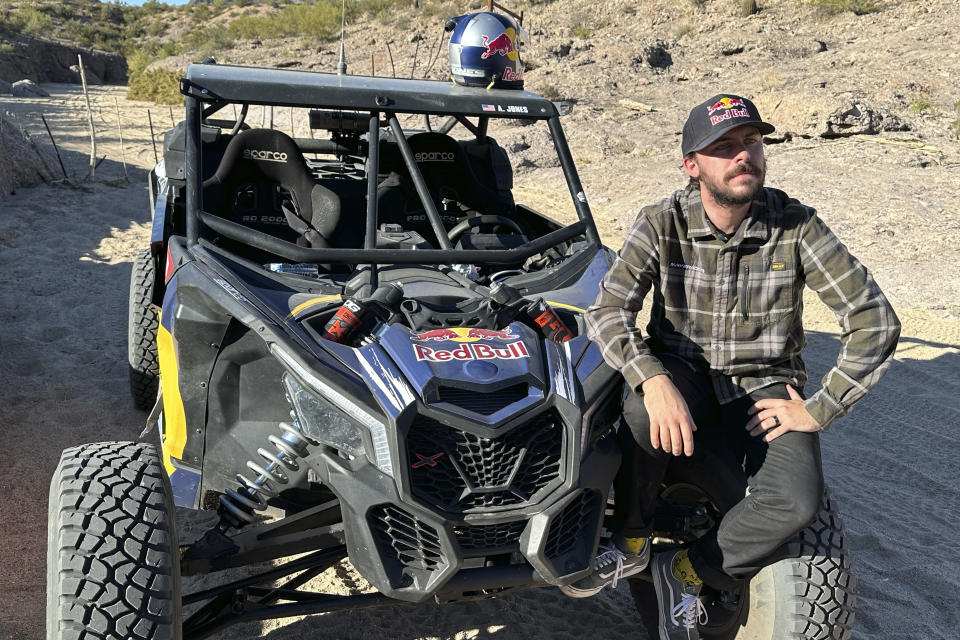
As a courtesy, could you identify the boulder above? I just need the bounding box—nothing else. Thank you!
[11,80,50,98]
[0,37,126,84]
[0,80,12,94]
[823,101,909,137]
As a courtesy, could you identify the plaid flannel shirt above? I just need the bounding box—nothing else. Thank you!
[586,184,900,429]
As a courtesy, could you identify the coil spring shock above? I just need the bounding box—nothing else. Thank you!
[218,421,311,528]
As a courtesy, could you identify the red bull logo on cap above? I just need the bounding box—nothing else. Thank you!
[481,28,520,61]
[707,97,750,126]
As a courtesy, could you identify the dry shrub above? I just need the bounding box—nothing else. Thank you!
[126,69,183,105]
[806,0,883,16]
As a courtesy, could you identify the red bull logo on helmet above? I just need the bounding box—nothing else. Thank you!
[481,28,520,61]
[707,96,750,126]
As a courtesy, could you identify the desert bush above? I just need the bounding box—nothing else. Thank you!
[127,68,183,105]
[571,23,593,39]
[192,3,211,22]
[16,6,52,36]
[181,25,235,56]
[908,95,934,115]
[99,2,124,23]
[62,18,126,51]
[806,0,882,15]
[144,19,167,37]
[140,1,166,16]
[538,83,562,101]
[229,1,355,40]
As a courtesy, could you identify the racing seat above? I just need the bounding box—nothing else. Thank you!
[202,128,340,248]
[376,132,515,240]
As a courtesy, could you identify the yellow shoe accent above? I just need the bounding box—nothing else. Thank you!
[621,536,648,554]
[671,549,702,588]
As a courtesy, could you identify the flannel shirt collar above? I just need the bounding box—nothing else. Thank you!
[680,183,770,243]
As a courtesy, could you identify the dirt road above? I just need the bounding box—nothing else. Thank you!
[1,84,958,639]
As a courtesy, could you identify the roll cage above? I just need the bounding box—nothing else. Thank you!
[178,63,601,275]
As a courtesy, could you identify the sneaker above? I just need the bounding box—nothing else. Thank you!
[651,549,708,640]
[559,537,650,598]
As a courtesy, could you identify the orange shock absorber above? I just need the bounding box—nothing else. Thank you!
[321,298,365,342]
[527,298,574,343]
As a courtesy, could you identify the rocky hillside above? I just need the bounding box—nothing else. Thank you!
[139,0,959,155]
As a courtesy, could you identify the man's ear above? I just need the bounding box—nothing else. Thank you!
[683,154,700,179]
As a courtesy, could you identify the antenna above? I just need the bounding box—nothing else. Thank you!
[337,0,347,75]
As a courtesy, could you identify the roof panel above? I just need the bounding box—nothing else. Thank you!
[183,63,558,119]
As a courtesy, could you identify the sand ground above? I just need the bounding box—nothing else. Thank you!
[0,84,958,639]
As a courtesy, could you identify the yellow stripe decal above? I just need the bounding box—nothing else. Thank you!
[287,294,342,319]
[546,300,586,313]
[156,318,187,477]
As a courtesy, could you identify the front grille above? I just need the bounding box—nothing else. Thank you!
[369,505,446,574]
[545,490,602,559]
[455,521,526,551]
[433,383,528,415]
[407,412,564,513]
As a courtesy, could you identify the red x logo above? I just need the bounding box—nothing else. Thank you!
[412,452,445,469]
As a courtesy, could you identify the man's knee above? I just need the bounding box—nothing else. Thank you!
[786,474,824,531]
[621,390,660,456]
[757,467,823,534]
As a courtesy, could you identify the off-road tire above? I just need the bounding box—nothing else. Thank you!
[129,248,160,410]
[629,456,855,639]
[47,442,181,640]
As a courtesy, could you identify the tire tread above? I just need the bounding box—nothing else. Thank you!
[48,442,179,640]
[776,489,856,640]
[128,249,160,410]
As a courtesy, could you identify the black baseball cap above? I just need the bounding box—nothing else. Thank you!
[681,93,775,156]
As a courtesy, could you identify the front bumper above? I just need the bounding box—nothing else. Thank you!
[307,425,619,602]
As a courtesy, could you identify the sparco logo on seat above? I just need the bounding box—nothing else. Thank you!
[243,149,287,162]
[415,152,455,162]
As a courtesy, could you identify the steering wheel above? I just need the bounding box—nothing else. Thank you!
[447,215,524,243]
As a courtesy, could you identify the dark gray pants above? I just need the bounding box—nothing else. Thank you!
[616,354,824,590]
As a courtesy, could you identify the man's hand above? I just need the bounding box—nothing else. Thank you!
[745,385,821,442]
[641,375,697,456]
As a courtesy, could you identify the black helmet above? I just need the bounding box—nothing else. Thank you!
[446,11,528,90]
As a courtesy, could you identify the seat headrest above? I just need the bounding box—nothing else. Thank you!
[209,128,312,188]
[403,132,470,200]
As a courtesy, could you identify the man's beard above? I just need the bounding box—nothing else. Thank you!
[701,158,766,206]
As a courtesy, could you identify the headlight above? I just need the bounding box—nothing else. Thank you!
[283,373,365,457]
[272,344,393,476]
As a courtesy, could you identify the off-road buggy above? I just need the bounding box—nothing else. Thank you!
[48,62,854,640]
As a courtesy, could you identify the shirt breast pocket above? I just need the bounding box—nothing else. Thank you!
[739,256,798,326]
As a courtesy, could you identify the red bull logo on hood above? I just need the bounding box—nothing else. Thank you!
[413,326,516,343]
[414,341,529,362]
[481,28,519,61]
[411,326,527,362]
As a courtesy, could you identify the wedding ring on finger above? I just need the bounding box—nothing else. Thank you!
[771,415,781,427]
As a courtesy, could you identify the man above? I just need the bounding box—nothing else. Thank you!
[562,94,900,640]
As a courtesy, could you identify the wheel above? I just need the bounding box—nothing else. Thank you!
[128,248,160,410]
[629,453,855,640]
[47,442,181,639]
